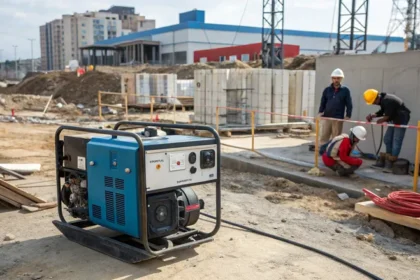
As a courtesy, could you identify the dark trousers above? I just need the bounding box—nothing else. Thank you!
[384,114,410,157]
[328,163,359,176]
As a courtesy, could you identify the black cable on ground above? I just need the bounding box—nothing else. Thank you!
[201,212,383,280]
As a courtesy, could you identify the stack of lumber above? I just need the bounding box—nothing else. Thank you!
[0,179,56,212]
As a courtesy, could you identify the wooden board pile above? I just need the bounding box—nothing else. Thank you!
[0,179,56,212]
[0,164,56,212]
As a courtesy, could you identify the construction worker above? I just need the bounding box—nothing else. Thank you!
[318,68,353,145]
[322,126,367,177]
[364,89,411,172]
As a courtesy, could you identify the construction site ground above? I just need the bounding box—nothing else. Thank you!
[221,134,418,190]
[1,120,420,280]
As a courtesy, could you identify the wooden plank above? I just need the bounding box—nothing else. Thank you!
[0,179,45,203]
[0,194,21,208]
[31,202,57,209]
[22,205,41,212]
[0,185,33,205]
[355,201,420,231]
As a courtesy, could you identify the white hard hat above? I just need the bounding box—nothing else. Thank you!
[350,126,367,141]
[331,68,344,78]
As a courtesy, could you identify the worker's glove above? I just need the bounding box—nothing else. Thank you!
[366,114,373,122]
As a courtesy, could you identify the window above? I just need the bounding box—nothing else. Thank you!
[124,15,127,20]
[219,56,226,62]
[241,54,250,62]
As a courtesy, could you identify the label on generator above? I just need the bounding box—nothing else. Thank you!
[77,156,86,170]
[169,153,186,171]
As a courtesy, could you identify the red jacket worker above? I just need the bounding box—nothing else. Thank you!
[322,126,367,177]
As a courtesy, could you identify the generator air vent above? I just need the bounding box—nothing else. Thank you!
[115,178,125,190]
[115,193,126,226]
[105,191,115,223]
[105,176,113,188]
[92,204,101,219]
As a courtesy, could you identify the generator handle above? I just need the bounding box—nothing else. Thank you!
[113,121,222,255]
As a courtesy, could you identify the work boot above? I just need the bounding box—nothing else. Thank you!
[383,155,397,173]
[371,152,386,170]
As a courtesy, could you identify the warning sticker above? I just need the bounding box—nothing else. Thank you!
[78,156,86,170]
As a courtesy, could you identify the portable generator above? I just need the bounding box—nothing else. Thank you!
[52,121,221,263]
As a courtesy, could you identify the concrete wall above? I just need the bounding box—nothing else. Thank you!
[315,51,420,162]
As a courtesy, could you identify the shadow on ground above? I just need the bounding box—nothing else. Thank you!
[0,229,200,280]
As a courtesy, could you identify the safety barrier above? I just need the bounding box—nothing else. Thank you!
[97,91,193,123]
[215,106,420,192]
[98,91,128,120]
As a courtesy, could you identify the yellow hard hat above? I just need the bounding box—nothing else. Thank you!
[363,89,379,105]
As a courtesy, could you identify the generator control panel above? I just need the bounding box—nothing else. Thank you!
[145,144,217,192]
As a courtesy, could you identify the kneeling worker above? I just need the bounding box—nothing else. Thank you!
[322,126,367,176]
[363,89,411,172]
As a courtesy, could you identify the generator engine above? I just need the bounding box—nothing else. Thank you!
[53,122,221,263]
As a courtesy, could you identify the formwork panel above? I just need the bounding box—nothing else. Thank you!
[301,70,316,118]
[272,70,289,123]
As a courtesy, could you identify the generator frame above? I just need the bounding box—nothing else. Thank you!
[52,121,221,263]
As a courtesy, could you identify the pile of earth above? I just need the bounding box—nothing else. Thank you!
[1,71,121,106]
[284,54,317,70]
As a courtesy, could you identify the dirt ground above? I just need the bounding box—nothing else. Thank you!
[0,122,419,280]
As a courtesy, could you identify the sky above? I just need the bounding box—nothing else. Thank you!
[0,0,397,61]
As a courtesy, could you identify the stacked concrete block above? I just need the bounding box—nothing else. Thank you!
[272,70,289,123]
[301,70,316,118]
[207,69,227,125]
[226,69,249,125]
[156,74,177,105]
[288,70,303,121]
[253,69,273,125]
[194,70,206,123]
[135,74,177,105]
[136,74,151,104]
[288,70,316,120]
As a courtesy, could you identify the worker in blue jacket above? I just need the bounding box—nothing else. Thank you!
[318,68,353,145]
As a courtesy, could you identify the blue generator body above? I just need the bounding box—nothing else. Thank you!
[87,137,141,238]
[85,134,217,239]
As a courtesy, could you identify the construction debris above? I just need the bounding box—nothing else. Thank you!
[0,178,46,210]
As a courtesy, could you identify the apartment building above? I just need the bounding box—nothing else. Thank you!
[61,11,122,65]
[39,19,63,70]
[39,6,155,70]
[101,6,156,33]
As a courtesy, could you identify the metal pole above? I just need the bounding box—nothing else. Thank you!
[216,107,220,133]
[413,120,420,192]
[363,0,370,50]
[336,0,342,54]
[270,0,275,68]
[314,117,320,168]
[350,0,356,50]
[12,45,17,79]
[411,0,418,50]
[251,111,255,151]
[28,38,35,72]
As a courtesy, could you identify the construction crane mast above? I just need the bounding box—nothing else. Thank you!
[335,0,370,54]
[261,0,284,68]
[372,0,419,53]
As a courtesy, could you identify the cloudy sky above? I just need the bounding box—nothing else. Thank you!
[0,0,396,61]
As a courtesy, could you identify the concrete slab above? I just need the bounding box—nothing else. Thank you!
[221,134,418,189]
